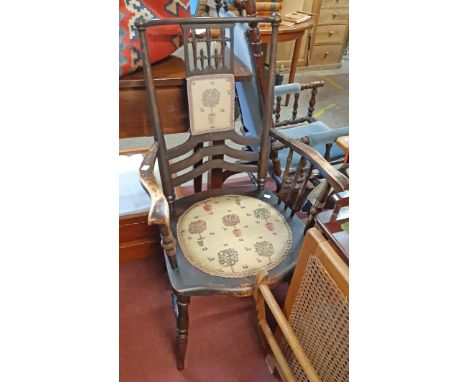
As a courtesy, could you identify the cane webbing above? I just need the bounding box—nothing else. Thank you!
[280,256,349,382]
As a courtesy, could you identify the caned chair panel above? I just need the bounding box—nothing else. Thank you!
[280,228,349,382]
[254,227,348,381]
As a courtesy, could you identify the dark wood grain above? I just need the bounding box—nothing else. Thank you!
[119,50,253,139]
[134,13,315,372]
[167,130,260,160]
[169,144,258,174]
[270,129,349,192]
[172,160,258,187]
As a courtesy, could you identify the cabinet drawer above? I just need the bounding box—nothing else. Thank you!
[315,24,348,44]
[321,0,349,9]
[319,8,349,25]
[311,44,344,65]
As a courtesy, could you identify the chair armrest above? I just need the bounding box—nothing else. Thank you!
[270,129,349,192]
[139,142,170,226]
[274,81,325,97]
[274,81,325,128]
[274,83,302,97]
[254,271,321,382]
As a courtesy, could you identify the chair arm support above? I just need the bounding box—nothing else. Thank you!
[139,142,170,226]
[254,271,321,382]
[274,83,302,97]
[274,81,325,97]
[270,129,349,192]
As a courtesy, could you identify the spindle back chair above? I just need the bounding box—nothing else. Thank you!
[136,14,348,370]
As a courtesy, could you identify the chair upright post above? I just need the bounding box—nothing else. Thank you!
[138,26,176,206]
[257,13,281,191]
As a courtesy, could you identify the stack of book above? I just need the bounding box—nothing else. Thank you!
[282,11,312,27]
[255,1,283,16]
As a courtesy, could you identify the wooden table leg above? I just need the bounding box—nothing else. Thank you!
[285,37,302,107]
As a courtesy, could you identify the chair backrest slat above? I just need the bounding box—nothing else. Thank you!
[169,144,259,174]
[167,130,261,160]
[173,160,258,187]
[136,16,280,201]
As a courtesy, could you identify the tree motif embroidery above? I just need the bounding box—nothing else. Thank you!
[202,88,220,125]
[254,241,275,264]
[222,213,242,237]
[188,219,207,247]
[217,248,239,272]
[254,207,275,231]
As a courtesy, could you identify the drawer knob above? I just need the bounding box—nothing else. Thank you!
[324,51,330,58]
[333,12,339,18]
[328,30,335,36]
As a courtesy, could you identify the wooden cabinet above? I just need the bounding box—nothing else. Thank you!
[309,0,349,69]
[272,0,348,70]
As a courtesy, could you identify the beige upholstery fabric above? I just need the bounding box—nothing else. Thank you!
[177,195,292,278]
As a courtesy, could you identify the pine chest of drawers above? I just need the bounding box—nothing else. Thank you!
[310,0,349,69]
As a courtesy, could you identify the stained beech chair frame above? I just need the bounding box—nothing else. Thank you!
[136,15,348,371]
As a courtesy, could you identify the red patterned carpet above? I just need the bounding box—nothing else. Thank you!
[120,254,281,382]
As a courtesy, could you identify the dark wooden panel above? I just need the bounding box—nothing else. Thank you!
[119,86,189,138]
[119,214,159,243]
[168,130,260,159]
[120,240,162,262]
[119,213,162,262]
[169,144,259,174]
[119,49,253,139]
[119,49,252,89]
[172,159,257,186]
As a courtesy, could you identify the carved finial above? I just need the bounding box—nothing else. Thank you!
[271,12,282,25]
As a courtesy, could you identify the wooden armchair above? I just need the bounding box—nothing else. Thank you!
[254,226,349,381]
[136,14,348,370]
[218,6,348,218]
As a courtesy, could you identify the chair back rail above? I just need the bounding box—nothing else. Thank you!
[167,130,260,159]
[137,16,281,205]
[275,81,325,127]
[270,129,348,193]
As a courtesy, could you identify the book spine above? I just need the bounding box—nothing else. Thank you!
[255,2,282,11]
[256,10,277,16]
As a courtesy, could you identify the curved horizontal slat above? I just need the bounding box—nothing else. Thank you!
[172,159,257,187]
[270,129,349,192]
[167,130,260,159]
[169,144,259,174]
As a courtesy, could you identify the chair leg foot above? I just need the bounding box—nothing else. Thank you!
[173,291,190,370]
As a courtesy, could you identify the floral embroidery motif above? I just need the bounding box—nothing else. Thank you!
[176,194,292,278]
[222,213,242,237]
[254,241,275,264]
[203,201,213,212]
[217,248,239,272]
[189,219,207,247]
[202,88,220,125]
[254,208,275,231]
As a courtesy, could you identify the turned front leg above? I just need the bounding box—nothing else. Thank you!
[173,292,190,370]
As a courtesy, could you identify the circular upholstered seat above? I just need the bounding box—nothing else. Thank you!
[176,195,292,278]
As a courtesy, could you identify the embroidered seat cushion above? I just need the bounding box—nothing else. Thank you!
[177,195,292,278]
